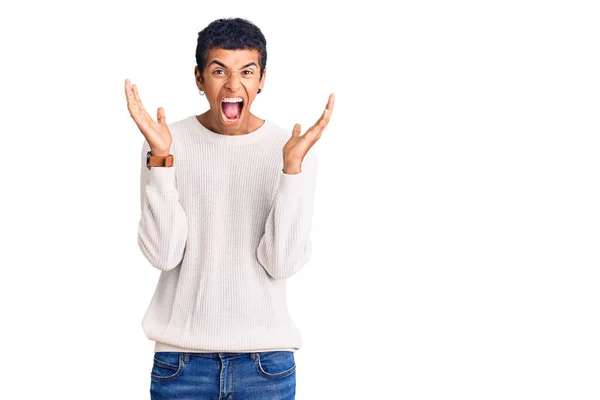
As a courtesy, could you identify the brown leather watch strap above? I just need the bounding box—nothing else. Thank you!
[146,151,174,169]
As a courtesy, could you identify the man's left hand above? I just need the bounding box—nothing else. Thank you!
[282,93,335,174]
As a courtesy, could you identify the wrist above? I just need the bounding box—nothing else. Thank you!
[150,149,170,157]
[283,165,301,174]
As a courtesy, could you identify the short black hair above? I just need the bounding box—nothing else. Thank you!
[195,18,267,81]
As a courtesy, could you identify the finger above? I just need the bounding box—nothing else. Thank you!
[322,93,335,123]
[124,79,131,101]
[157,107,166,125]
[132,84,148,114]
[132,84,141,105]
[291,123,301,138]
[312,94,335,129]
[310,104,332,137]
[125,80,141,116]
[319,107,331,127]
[326,93,335,113]
[125,79,135,108]
[303,124,325,142]
[125,83,149,128]
[303,96,334,141]
[323,93,335,124]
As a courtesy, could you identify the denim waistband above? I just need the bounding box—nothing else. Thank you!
[180,352,259,362]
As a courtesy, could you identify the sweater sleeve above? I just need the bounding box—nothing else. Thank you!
[256,149,318,279]
[137,139,188,271]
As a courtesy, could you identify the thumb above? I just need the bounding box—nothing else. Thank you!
[157,107,166,124]
[291,123,301,138]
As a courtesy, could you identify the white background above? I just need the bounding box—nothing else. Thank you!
[1,0,599,399]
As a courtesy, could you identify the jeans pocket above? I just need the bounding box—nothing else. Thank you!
[255,351,296,379]
[150,352,184,382]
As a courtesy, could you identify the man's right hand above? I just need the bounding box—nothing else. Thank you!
[125,79,172,156]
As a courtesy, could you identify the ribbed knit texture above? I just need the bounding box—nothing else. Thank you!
[137,116,317,353]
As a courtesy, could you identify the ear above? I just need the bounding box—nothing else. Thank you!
[259,67,267,91]
[194,65,203,90]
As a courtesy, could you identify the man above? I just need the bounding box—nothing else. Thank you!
[124,17,334,399]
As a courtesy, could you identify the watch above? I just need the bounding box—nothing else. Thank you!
[146,151,174,170]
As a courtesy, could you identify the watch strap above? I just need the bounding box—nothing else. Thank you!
[146,151,174,169]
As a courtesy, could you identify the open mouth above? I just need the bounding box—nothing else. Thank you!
[221,97,244,123]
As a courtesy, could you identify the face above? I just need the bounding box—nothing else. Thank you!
[195,48,266,135]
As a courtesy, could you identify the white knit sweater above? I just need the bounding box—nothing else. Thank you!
[137,115,317,353]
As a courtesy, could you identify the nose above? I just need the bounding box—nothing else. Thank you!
[225,73,241,92]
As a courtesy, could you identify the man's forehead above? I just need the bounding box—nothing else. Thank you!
[206,48,260,66]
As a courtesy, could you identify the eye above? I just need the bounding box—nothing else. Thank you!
[213,69,225,75]
[243,70,253,75]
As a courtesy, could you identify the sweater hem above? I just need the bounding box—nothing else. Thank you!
[154,341,298,353]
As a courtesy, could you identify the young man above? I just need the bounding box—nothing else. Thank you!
[124,18,334,399]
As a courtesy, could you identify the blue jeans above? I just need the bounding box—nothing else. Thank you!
[150,351,296,399]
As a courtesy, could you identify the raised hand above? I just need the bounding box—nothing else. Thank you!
[124,79,172,156]
[282,94,334,173]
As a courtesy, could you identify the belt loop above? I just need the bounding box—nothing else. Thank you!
[183,353,190,363]
[250,352,257,361]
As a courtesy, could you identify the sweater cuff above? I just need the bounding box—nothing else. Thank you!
[277,169,311,195]
[147,167,177,193]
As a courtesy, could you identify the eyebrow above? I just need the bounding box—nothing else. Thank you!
[208,60,258,69]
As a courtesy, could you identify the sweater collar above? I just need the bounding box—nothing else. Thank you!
[190,115,272,145]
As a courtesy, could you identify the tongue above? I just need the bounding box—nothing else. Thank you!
[223,102,241,119]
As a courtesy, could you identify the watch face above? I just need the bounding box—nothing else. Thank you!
[146,151,152,169]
